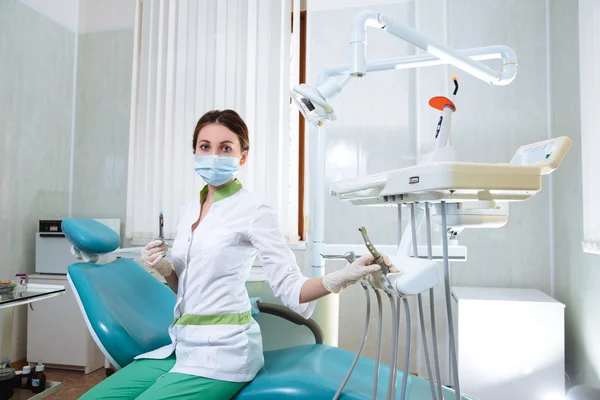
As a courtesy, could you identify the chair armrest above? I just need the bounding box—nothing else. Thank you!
[256,301,323,345]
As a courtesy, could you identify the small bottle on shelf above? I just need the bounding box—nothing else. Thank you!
[15,274,27,293]
[20,365,31,389]
[30,361,46,394]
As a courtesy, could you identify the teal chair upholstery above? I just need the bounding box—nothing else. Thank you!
[63,218,472,399]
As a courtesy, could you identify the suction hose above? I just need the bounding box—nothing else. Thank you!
[426,203,444,399]
[386,293,399,400]
[391,294,402,400]
[411,204,438,400]
[399,297,411,400]
[372,290,384,400]
[333,281,371,400]
[442,201,461,399]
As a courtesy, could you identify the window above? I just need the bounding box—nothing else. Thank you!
[125,0,305,244]
[579,0,600,254]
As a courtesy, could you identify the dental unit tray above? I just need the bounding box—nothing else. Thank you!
[331,137,572,205]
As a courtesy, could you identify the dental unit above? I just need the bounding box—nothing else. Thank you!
[292,9,571,400]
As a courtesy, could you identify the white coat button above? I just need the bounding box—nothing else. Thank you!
[188,238,190,242]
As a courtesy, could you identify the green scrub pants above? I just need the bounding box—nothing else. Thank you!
[79,355,247,400]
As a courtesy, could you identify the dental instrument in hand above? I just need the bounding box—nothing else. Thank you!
[159,211,164,242]
[359,227,390,274]
[155,205,169,252]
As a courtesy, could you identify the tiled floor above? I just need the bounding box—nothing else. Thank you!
[43,367,105,399]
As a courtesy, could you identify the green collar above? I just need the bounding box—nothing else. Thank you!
[200,179,243,203]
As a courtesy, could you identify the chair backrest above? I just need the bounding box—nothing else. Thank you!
[62,218,176,369]
[69,259,176,369]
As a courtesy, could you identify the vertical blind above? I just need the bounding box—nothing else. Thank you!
[579,0,600,254]
[126,0,297,242]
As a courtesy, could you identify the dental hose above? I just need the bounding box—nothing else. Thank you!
[417,295,437,399]
[411,204,438,400]
[441,202,461,399]
[333,282,371,400]
[391,294,402,400]
[426,203,444,400]
[399,297,411,400]
[386,293,399,400]
[372,290,384,400]
[388,203,402,400]
[397,204,402,254]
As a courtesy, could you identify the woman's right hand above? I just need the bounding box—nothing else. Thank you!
[141,240,173,277]
[322,254,395,294]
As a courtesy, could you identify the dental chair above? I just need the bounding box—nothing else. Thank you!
[63,218,469,399]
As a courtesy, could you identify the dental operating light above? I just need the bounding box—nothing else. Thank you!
[290,76,351,125]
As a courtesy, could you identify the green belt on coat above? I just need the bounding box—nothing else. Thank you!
[174,310,252,326]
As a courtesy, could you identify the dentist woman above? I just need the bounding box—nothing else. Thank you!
[81,109,391,399]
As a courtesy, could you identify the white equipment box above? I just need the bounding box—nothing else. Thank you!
[450,287,565,400]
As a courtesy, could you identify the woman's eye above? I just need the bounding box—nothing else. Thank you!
[200,144,209,151]
[222,146,232,152]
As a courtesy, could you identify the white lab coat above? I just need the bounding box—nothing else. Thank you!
[136,180,316,382]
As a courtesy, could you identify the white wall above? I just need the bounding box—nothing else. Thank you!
[18,0,79,32]
[78,0,136,33]
[0,0,136,363]
[18,0,136,33]
[1,0,76,362]
[551,0,600,388]
[307,0,553,378]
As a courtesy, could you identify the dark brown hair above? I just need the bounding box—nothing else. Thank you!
[192,109,250,153]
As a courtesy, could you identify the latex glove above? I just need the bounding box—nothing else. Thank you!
[141,240,173,277]
[322,254,394,294]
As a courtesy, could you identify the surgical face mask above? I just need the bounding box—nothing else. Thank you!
[194,155,241,186]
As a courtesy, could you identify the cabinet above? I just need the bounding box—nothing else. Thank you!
[450,287,565,400]
[27,275,104,374]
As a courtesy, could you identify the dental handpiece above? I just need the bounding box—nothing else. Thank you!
[156,211,169,253]
[359,227,390,274]
[159,211,164,243]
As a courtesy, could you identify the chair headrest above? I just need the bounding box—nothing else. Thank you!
[62,219,120,257]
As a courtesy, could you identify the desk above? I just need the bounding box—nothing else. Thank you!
[1,284,65,398]
[0,284,65,310]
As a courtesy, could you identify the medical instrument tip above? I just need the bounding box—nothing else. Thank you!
[358,227,390,275]
[158,210,165,245]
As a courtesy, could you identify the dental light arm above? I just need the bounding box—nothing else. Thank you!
[318,45,517,85]
[349,10,517,85]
